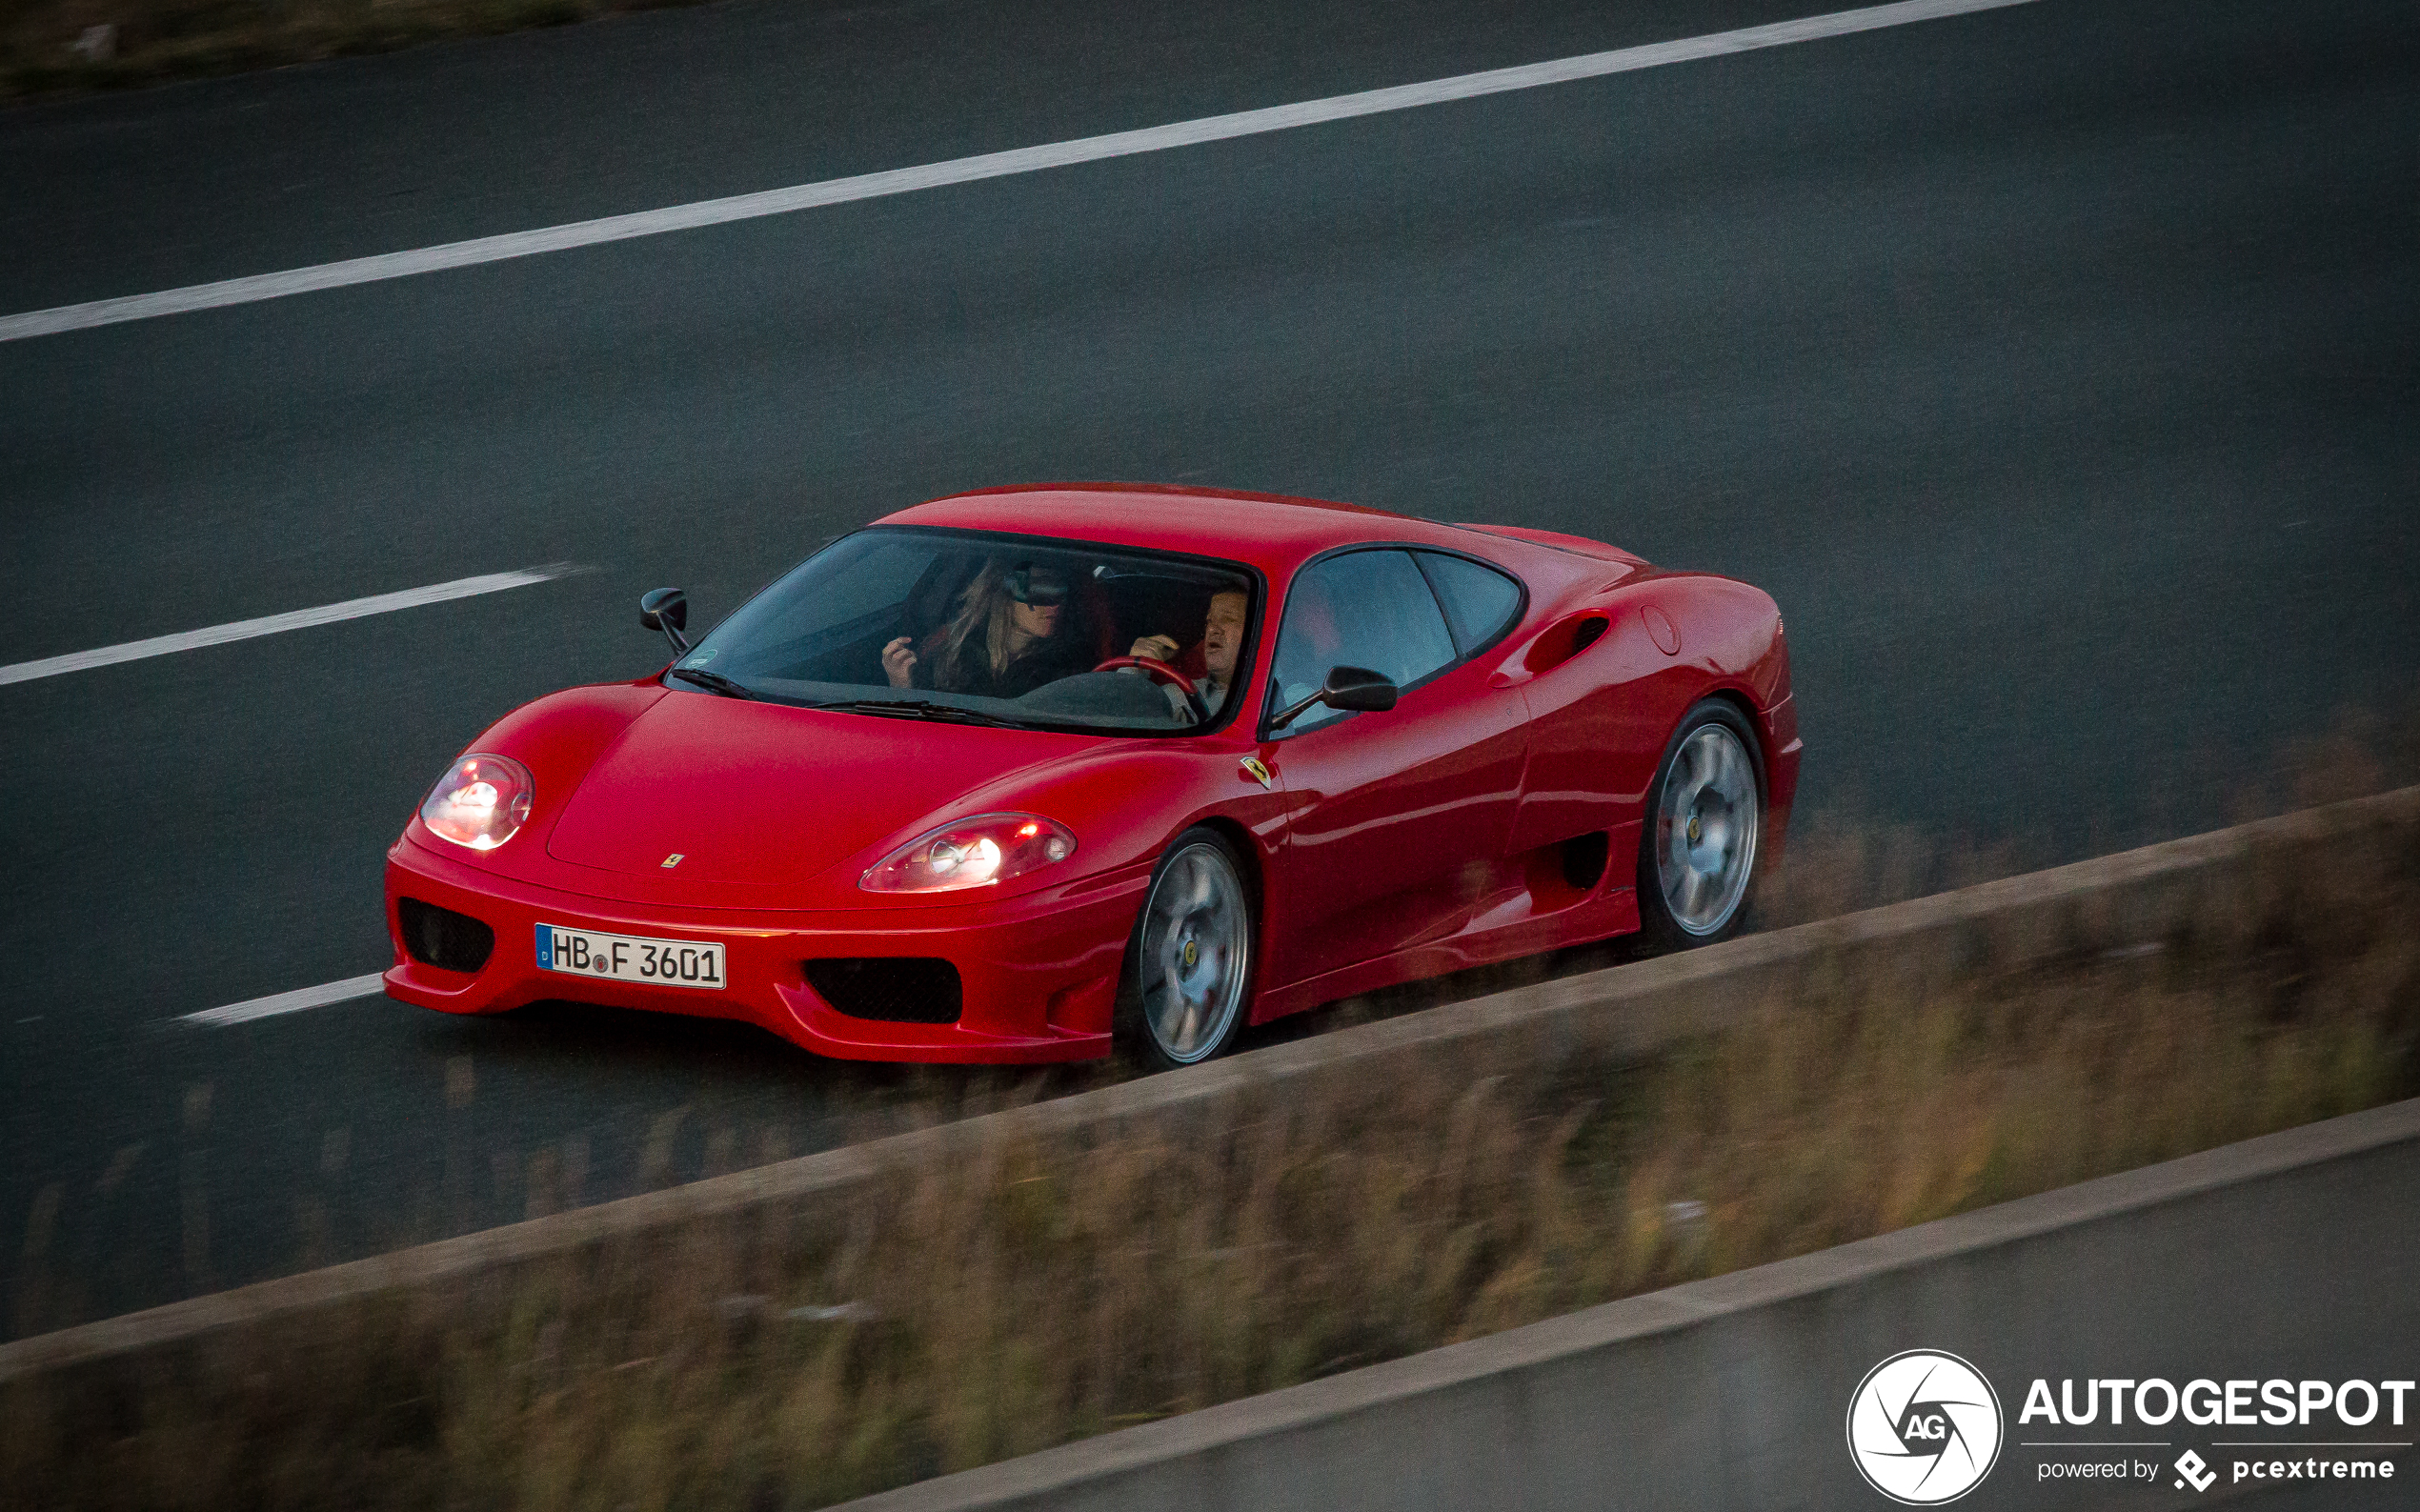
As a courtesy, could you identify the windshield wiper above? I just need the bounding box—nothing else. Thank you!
[669,667,756,700]
[809,697,1020,728]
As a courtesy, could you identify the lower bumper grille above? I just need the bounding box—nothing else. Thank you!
[397,897,495,974]
[803,958,963,1023]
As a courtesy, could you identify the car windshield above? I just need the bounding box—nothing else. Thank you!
[666,528,1261,736]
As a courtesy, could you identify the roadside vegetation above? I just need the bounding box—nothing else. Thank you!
[8,762,2417,1509]
[4,0,705,105]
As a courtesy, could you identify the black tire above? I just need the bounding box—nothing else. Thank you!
[1635,699,1766,952]
[1114,827,1257,1072]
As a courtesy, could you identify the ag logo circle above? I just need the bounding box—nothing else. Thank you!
[1845,1349,2003,1504]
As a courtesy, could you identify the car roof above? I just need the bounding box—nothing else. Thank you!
[874,483,1520,578]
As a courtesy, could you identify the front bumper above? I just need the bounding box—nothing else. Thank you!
[382,837,1139,1062]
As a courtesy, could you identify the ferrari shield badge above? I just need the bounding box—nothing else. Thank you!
[1240,756,1273,789]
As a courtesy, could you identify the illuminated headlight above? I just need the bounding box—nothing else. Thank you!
[861,814,1078,894]
[419,754,535,851]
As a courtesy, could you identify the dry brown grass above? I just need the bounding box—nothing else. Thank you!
[2,0,698,104]
[7,798,2417,1511]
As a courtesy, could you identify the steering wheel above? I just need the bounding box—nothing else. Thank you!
[1094,655,1208,723]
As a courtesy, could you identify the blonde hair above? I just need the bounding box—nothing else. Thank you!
[934,560,1021,688]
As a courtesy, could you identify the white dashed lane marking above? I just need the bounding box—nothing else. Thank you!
[0,0,2044,342]
[179,973,389,1026]
[0,564,576,686]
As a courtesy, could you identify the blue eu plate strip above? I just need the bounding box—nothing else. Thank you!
[534,923,554,970]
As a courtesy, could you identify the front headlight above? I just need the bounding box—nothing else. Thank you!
[860,813,1078,894]
[419,754,535,851]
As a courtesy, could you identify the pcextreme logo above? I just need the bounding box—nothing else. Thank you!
[1846,1350,2006,1504]
[2172,1450,2217,1492]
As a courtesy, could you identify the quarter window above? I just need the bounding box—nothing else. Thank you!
[1267,550,1458,735]
[1414,552,1524,656]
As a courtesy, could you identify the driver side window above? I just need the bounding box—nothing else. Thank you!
[1267,550,1457,736]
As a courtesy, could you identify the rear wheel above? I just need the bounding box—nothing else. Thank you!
[1636,700,1765,950]
[1115,828,1255,1071]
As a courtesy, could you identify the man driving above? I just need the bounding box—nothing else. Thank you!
[1127,588,1247,720]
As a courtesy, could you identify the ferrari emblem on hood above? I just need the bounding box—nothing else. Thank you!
[661,853,685,868]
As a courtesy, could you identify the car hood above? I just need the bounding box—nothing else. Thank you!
[543,694,1087,893]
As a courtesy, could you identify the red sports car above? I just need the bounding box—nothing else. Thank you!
[384,485,1798,1069]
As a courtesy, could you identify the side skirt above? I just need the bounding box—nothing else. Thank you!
[1248,883,1639,1024]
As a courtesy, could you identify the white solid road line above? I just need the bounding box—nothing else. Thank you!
[0,564,575,686]
[180,972,389,1027]
[0,0,2043,344]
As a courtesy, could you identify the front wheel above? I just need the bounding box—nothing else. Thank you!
[1636,700,1765,951]
[1115,828,1255,1071]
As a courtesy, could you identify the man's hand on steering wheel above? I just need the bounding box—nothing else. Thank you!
[1096,653,1207,723]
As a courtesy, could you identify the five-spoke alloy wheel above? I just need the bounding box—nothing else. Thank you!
[1116,827,1255,1070]
[1637,700,1765,949]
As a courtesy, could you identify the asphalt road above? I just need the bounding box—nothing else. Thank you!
[2,0,2413,1331]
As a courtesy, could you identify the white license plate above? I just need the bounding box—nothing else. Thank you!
[535,923,725,989]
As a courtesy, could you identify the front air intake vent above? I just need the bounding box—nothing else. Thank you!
[397,897,495,974]
[804,958,963,1023]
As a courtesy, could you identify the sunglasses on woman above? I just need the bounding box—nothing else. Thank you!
[1003,566,1071,606]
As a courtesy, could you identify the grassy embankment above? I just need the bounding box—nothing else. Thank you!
[4,0,700,104]
[6,771,2417,1510]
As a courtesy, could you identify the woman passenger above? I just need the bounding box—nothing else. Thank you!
[880,559,1088,698]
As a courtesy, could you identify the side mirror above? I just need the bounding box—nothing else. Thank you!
[1270,664,1399,731]
[1322,665,1398,713]
[638,588,690,654]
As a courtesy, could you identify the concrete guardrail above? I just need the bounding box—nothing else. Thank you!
[842,1098,2420,1510]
